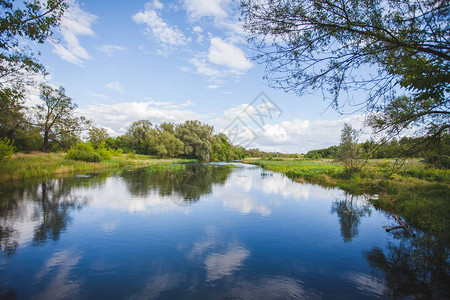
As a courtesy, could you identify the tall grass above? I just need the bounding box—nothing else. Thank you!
[243,157,450,244]
[0,152,196,182]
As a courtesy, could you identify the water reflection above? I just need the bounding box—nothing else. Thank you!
[187,226,250,282]
[230,276,318,299]
[365,230,450,299]
[330,193,372,242]
[34,182,89,244]
[35,249,82,300]
[0,177,94,254]
[120,164,233,203]
[0,163,448,299]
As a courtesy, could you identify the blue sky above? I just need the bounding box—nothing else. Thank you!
[31,0,367,153]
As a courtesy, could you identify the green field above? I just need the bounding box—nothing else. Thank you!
[243,157,450,245]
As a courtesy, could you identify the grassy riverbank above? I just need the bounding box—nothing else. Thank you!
[242,157,450,244]
[0,152,196,183]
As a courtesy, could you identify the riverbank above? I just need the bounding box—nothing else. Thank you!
[242,158,450,244]
[0,152,196,183]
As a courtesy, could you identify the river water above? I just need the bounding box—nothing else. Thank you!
[0,163,448,299]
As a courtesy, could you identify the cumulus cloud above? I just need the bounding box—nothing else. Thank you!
[209,101,368,153]
[51,1,97,66]
[183,0,231,20]
[208,37,252,72]
[189,37,252,80]
[78,100,204,136]
[105,81,124,93]
[255,115,368,153]
[133,3,189,48]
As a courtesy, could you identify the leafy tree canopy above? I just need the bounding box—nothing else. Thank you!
[175,120,214,161]
[241,0,449,152]
[35,84,89,152]
[1,0,67,85]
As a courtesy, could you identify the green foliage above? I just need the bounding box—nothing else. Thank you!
[175,120,213,161]
[0,138,15,160]
[305,146,339,159]
[66,142,101,162]
[0,152,195,182]
[1,0,67,81]
[88,126,110,148]
[149,129,184,158]
[122,120,153,154]
[241,0,450,155]
[425,155,450,169]
[66,142,122,162]
[0,87,27,140]
[35,84,90,152]
[336,124,362,173]
[210,133,245,161]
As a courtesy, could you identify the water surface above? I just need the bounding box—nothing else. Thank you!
[0,163,448,299]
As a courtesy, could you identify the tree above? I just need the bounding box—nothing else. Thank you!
[0,87,27,140]
[35,84,89,152]
[88,126,110,148]
[149,129,184,158]
[1,0,67,86]
[337,123,361,173]
[211,133,235,161]
[122,120,153,154]
[241,0,449,151]
[175,120,213,161]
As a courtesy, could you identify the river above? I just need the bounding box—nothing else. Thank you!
[0,163,448,299]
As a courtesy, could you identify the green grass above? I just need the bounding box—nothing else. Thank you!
[243,157,450,244]
[0,152,196,182]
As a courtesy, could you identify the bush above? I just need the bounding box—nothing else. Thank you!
[67,149,101,162]
[425,155,450,169]
[0,138,15,160]
[66,142,101,162]
[66,141,123,162]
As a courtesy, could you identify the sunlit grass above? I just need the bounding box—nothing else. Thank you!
[0,152,196,182]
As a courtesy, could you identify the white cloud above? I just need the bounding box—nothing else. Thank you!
[208,37,252,72]
[98,45,126,57]
[193,25,203,33]
[207,85,221,89]
[152,0,164,10]
[105,81,124,93]
[253,115,368,153]
[183,0,231,20]
[189,37,253,81]
[209,101,369,153]
[189,56,222,80]
[133,3,189,48]
[78,101,205,136]
[51,1,97,66]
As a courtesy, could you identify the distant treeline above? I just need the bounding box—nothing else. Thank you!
[304,135,450,168]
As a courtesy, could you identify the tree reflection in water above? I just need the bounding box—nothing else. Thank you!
[365,229,450,299]
[120,164,233,205]
[0,173,109,253]
[33,181,89,244]
[330,193,372,242]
